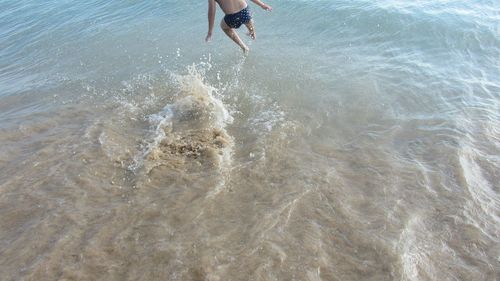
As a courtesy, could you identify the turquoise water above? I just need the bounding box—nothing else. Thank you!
[1,1,499,280]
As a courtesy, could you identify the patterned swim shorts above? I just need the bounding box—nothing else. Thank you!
[224,6,252,29]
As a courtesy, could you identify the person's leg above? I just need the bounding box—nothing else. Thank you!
[220,19,249,53]
[244,20,256,40]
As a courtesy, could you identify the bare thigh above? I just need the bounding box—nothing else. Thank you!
[220,19,230,30]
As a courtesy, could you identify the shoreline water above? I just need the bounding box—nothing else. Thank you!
[1,1,499,280]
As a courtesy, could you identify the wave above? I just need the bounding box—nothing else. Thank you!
[458,146,500,240]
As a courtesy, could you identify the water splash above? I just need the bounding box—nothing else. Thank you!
[129,65,234,196]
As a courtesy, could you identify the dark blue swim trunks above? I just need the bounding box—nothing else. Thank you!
[224,7,252,29]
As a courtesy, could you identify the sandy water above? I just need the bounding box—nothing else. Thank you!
[1,0,499,280]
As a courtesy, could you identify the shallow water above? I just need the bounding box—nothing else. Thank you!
[1,0,499,280]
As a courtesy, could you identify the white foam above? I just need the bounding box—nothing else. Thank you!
[128,105,174,172]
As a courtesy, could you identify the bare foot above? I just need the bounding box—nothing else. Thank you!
[242,45,250,55]
[244,21,256,40]
[246,29,256,40]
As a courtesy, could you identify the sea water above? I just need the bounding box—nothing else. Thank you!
[0,0,499,280]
